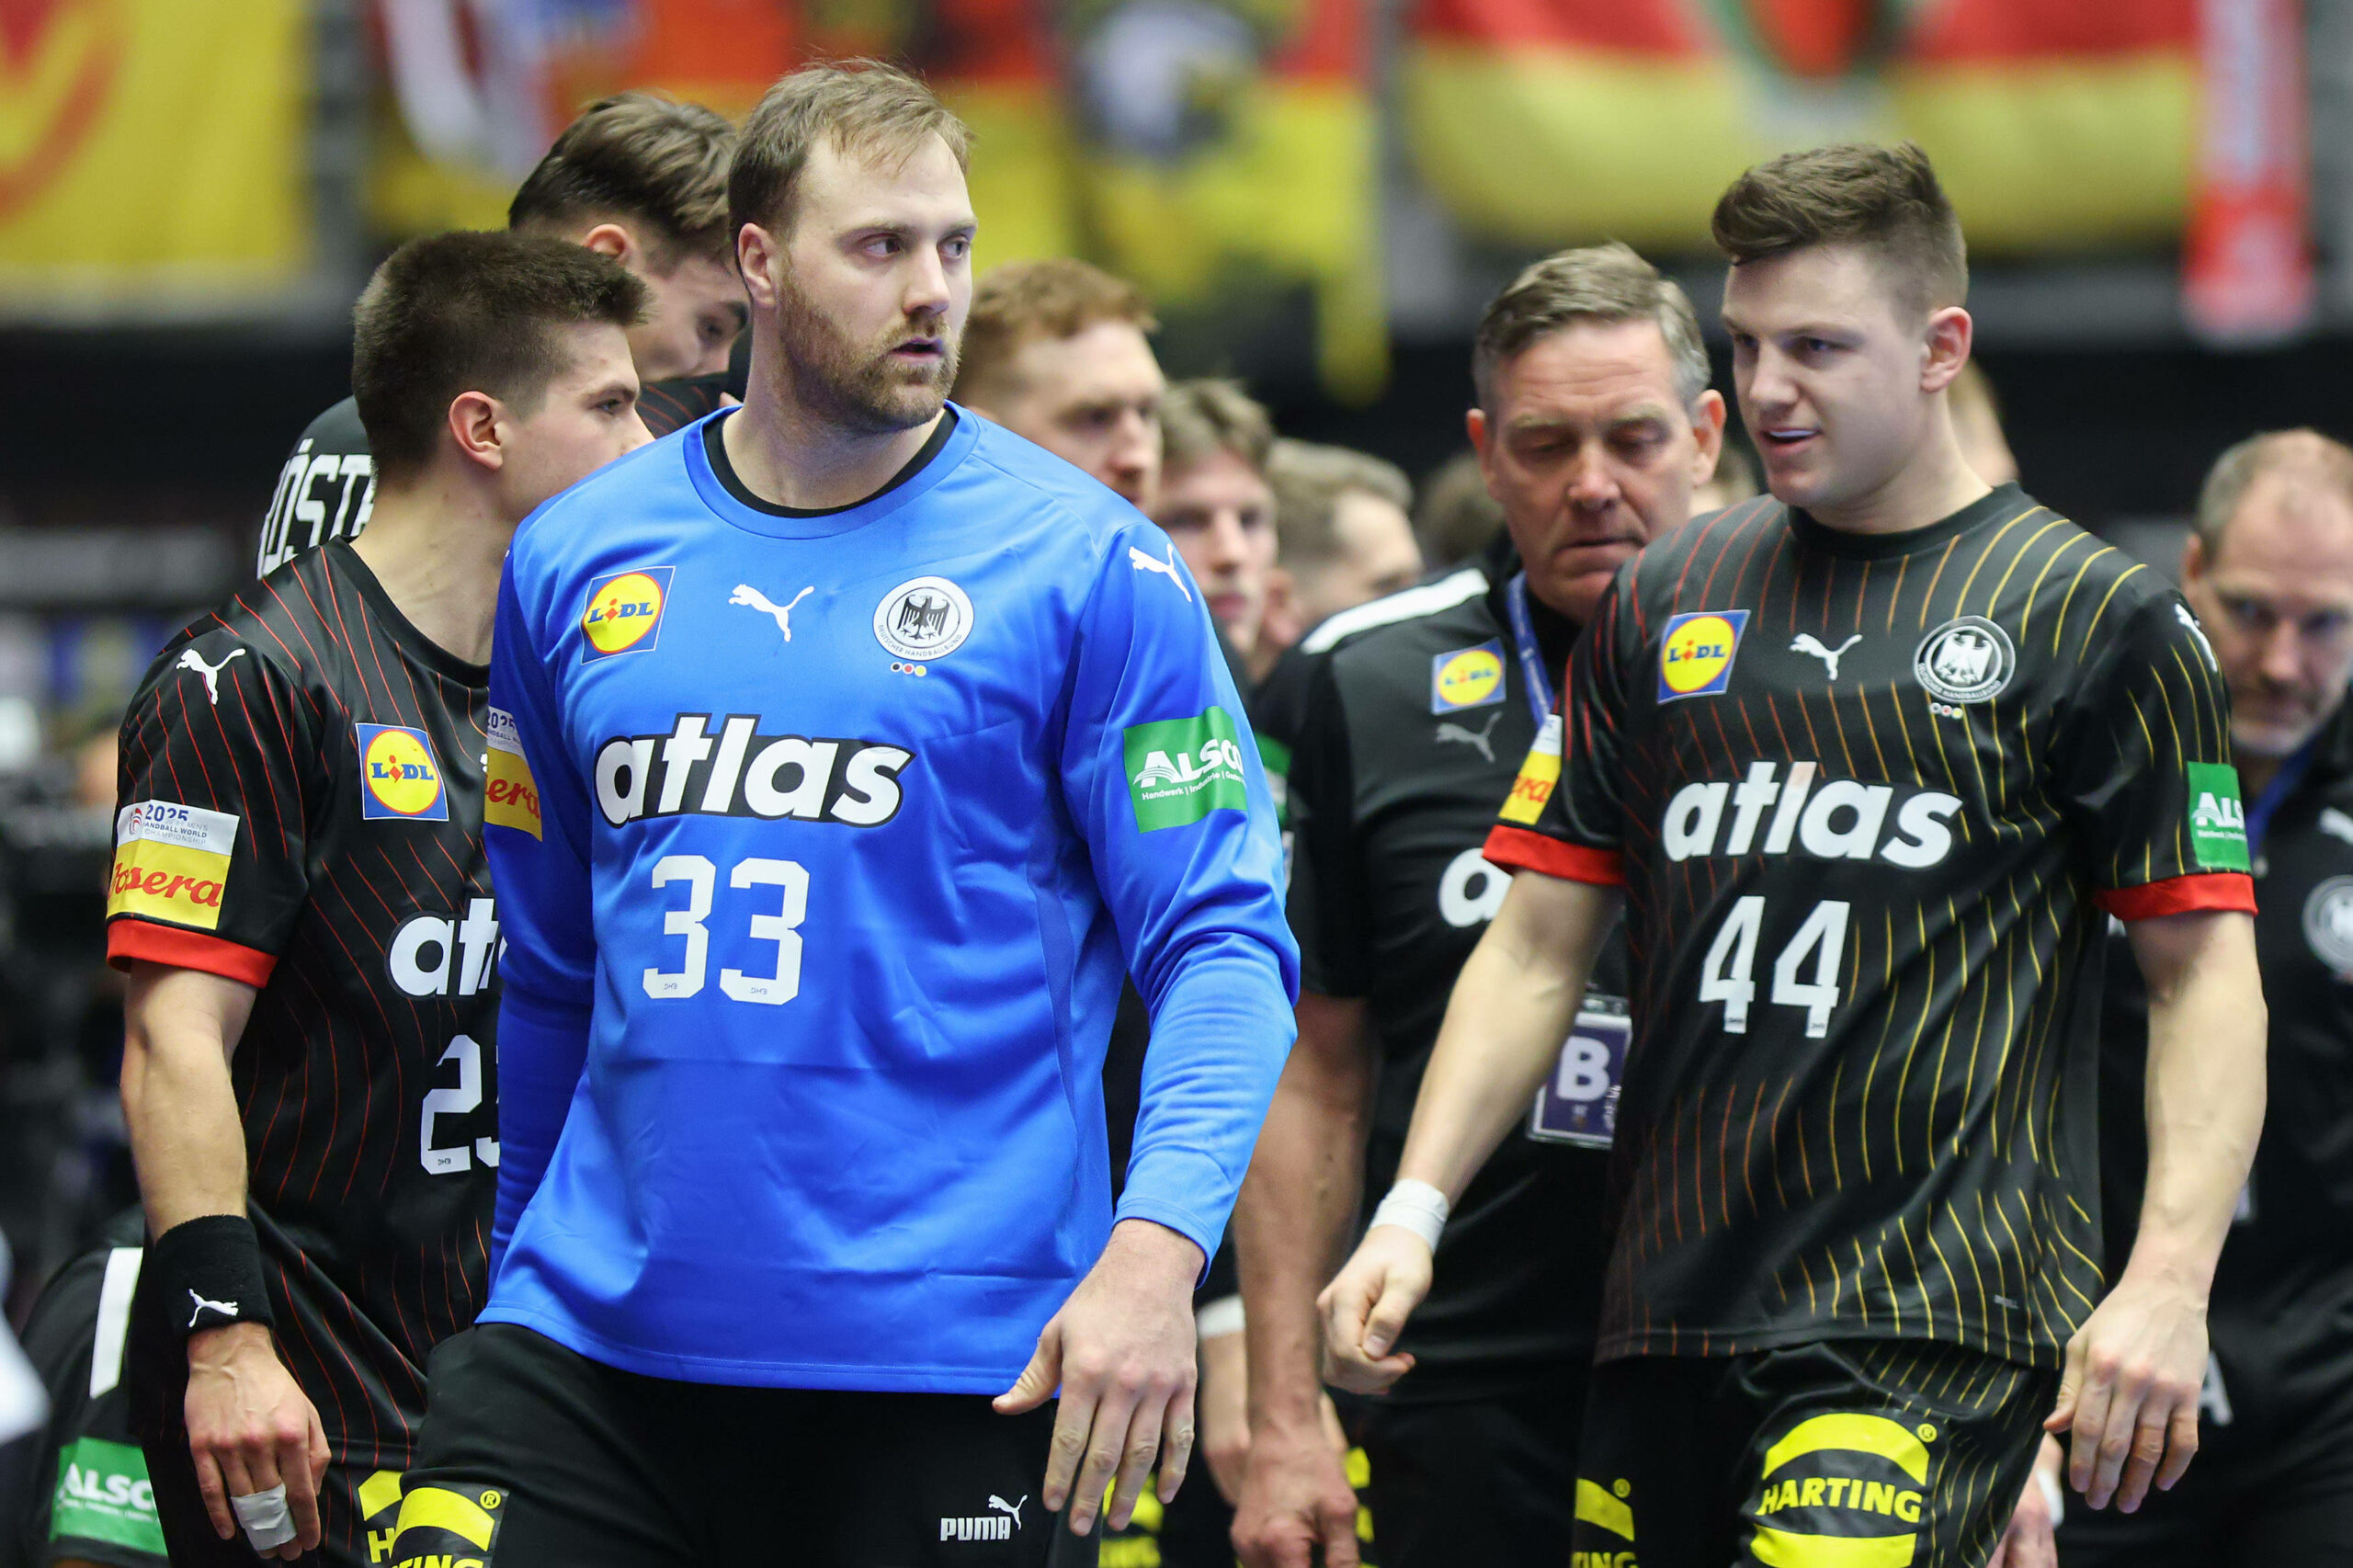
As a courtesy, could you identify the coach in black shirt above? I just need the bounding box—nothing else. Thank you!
[1231,243,1723,1568]
[2065,430,2353,1567]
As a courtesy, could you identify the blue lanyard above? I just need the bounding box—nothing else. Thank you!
[2245,740,2316,858]
[1503,574,1557,728]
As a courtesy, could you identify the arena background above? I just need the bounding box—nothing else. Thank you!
[0,0,2342,1303]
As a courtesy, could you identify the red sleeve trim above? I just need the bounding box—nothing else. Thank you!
[1483,826,1626,886]
[2097,872,2257,921]
[108,920,277,987]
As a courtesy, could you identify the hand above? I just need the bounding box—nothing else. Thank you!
[2045,1272,2207,1512]
[1985,1436,2063,1568]
[1317,1224,1431,1395]
[997,1219,1204,1535]
[1232,1413,1359,1568]
[1199,1327,1251,1505]
[183,1324,328,1560]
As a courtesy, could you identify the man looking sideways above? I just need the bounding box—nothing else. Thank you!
[1234,242,1722,1568]
[953,256,1166,510]
[114,232,648,1567]
[398,61,1294,1568]
[1322,142,2264,1567]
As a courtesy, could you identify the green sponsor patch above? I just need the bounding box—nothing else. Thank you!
[1125,707,1249,832]
[1255,733,1292,828]
[2187,761,2251,871]
[52,1437,165,1554]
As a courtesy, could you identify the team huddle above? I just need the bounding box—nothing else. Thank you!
[25,47,2353,1568]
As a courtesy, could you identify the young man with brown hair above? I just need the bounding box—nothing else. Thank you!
[256,91,740,574]
[113,232,647,1568]
[1260,440,1423,652]
[954,257,1166,510]
[397,60,1293,1568]
[1154,379,1282,680]
[1322,142,2266,1567]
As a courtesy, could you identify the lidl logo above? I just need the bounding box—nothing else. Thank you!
[1658,610,1749,701]
[359,724,449,822]
[581,566,673,660]
[2188,761,2251,871]
[1430,641,1506,713]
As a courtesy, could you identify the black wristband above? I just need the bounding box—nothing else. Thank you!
[150,1215,274,1339]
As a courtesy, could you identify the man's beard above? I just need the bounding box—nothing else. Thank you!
[776,273,958,436]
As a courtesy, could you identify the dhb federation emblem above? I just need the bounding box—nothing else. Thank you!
[874,576,973,661]
[1914,616,2015,705]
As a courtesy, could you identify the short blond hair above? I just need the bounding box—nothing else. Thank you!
[1160,378,1272,475]
[955,259,1157,406]
[729,59,971,239]
[1268,440,1411,569]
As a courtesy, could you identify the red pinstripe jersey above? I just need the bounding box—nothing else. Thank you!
[111,541,497,1468]
[1487,485,2256,1369]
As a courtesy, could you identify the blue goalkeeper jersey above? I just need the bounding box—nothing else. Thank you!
[481,407,1298,1392]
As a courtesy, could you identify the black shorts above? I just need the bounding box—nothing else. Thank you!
[146,1439,407,1568]
[2054,1352,2353,1566]
[1357,1372,1585,1568]
[1571,1339,2054,1568]
[398,1324,1097,1568]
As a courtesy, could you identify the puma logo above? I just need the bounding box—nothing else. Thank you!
[187,1289,239,1329]
[989,1495,1028,1528]
[2176,602,2219,672]
[176,646,246,706]
[1790,632,1862,681]
[1434,711,1501,764]
[1129,542,1192,603]
[730,584,815,642]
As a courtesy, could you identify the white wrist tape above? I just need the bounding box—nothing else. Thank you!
[233,1483,296,1551]
[2035,1463,2064,1529]
[1195,1294,1245,1340]
[1369,1179,1449,1253]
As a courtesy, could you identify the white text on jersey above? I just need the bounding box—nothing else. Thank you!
[594,714,912,828]
[1661,762,1962,869]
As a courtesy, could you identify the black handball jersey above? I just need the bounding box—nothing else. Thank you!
[1485,484,2254,1369]
[1271,548,1626,1400]
[110,542,499,1467]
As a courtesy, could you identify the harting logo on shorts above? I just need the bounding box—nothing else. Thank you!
[592,714,912,828]
[1749,1413,1932,1566]
[941,1494,1027,1542]
[387,1482,503,1568]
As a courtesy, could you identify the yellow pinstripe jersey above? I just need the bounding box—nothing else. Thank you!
[1486,484,2256,1369]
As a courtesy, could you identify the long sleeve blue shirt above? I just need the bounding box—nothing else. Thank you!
[481,409,1298,1390]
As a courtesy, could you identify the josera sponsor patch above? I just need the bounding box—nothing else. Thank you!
[1499,712,1563,826]
[108,800,237,930]
[483,707,540,839]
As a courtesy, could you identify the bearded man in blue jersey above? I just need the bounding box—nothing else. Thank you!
[394,60,1298,1568]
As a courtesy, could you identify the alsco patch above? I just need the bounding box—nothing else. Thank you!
[1658,610,1750,701]
[1124,708,1249,832]
[358,724,449,822]
[2187,761,2251,870]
